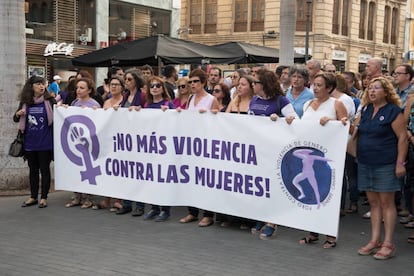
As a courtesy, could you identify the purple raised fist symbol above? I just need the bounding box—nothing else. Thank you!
[69,126,101,185]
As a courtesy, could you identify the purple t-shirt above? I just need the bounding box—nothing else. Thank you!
[71,98,101,108]
[248,95,291,116]
[145,100,175,109]
[24,102,53,151]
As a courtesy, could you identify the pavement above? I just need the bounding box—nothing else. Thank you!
[0,190,413,276]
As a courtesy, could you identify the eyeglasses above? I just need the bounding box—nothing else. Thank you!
[110,83,122,87]
[150,83,162,89]
[188,79,201,84]
[213,89,222,93]
[178,84,186,89]
[392,72,408,77]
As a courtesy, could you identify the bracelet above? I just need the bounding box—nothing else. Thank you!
[396,160,406,166]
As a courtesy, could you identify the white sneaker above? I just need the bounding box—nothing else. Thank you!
[362,211,371,219]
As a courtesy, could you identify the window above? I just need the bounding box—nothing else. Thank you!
[367,2,375,41]
[391,8,398,45]
[332,0,349,36]
[251,0,264,31]
[296,0,312,32]
[190,0,202,34]
[204,0,217,33]
[341,0,349,36]
[359,0,367,39]
[78,0,96,46]
[383,6,390,43]
[234,0,248,32]
[25,0,54,40]
[332,0,340,34]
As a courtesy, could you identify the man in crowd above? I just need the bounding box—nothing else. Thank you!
[275,65,291,93]
[205,66,222,94]
[306,59,323,89]
[365,57,383,81]
[48,75,61,97]
[393,64,414,107]
[163,65,178,100]
[324,63,336,74]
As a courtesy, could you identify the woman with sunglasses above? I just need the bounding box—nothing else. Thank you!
[212,83,231,112]
[140,76,175,222]
[179,68,219,227]
[249,69,298,239]
[173,77,191,109]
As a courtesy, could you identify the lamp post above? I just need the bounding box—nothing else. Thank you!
[305,0,312,62]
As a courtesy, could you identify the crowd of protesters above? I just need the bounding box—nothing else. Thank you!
[14,58,414,259]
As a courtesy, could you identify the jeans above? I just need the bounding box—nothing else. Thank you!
[341,154,359,209]
[123,200,145,210]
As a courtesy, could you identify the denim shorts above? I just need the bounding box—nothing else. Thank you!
[357,163,400,192]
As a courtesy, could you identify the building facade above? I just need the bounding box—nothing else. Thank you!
[25,0,180,83]
[179,0,408,73]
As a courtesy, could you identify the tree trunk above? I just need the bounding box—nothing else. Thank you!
[279,0,296,66]
[0,0,29,195]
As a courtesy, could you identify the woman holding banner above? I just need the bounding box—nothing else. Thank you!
[115,69,147,216]
[355,77,407,259]
[141,76,175,222]
[249,69,298,240]
[295,72,347,248]
[179,68,219,227]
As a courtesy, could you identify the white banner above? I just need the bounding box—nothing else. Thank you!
[54,107,349,236]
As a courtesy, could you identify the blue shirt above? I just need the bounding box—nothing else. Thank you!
[48,81,60,95]
[357,103,402,165]
[286,87,314,118]
[396,84,412,107]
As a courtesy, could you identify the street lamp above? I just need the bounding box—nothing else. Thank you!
[305,0,312,62]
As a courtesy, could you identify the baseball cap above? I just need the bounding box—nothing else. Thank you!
[53,75,62,81]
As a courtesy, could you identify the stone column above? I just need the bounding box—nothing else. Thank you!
[0,0,29,195]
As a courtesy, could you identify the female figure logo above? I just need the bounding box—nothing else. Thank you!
[61,115,101,185]
[292,149,332,209]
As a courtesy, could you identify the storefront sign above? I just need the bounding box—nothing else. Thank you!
[44,42,74,57]
[294,47,313,56]
[332,50,347,61]
[358,53,372,63]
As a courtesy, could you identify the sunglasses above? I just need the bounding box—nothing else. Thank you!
[188,79,201,84]
[213,89,222,93]
[178,84,186,89]
[150,83,162,89]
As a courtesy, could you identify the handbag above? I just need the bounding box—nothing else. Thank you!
[346,127,358,158]
[8,130,25,157]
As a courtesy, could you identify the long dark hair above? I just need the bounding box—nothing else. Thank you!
[19,76,53,105]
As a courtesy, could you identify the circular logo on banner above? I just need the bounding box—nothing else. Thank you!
[61,115,101,185]
[280,147,332,209]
